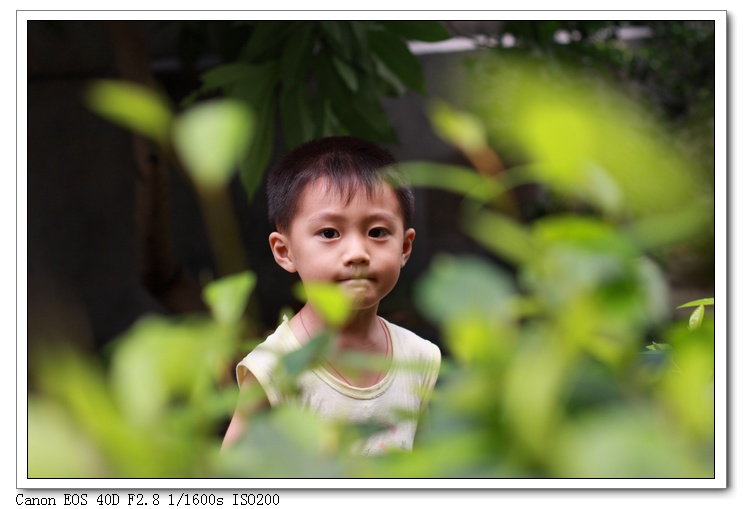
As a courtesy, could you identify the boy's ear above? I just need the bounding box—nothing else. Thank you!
[268,231,297,273]
[401,228,415,267]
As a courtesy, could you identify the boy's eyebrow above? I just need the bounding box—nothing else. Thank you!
[307,210,400,224]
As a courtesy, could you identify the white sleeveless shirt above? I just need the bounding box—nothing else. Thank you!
[236,317,441,456]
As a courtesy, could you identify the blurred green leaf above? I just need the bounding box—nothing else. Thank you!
[294,281,353,327]
[430,101,489,154]
[678,298,714,308]
[86,80,173,145]
[203,271,256,325]
[469,56,706,219]
[28,397,110,478]
[171,99,254,191]
[503,335,571,457]
[414,254,516,326]
[397,162,504,203]
[110,316,235,428]
[462,207,539,265]
[553,406,711,477]
[280,332,332,381]
[218,403,344,478]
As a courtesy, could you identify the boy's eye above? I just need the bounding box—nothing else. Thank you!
[319,229,339,239]
[369,228,389,238]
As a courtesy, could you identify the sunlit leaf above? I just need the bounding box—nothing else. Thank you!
[203,271,256,325]
[688,304,705,330]
[430,101,489,154]
[86,80,173,144]
[469,56,705,219]
[462,207,538,265]
[172,99,254,191]
[294,281,353,327]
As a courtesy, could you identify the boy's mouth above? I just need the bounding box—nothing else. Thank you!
[338,274,373,282]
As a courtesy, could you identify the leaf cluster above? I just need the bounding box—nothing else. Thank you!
[184,21,450,198]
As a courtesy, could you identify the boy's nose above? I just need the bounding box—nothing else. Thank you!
[342,236,370,265]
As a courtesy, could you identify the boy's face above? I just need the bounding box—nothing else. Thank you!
[269,177,415,312]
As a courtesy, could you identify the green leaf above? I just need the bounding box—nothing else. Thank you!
[378,21,451,42]
[396,161,503,202]
[368,28,425,94]
[645,342,670,351]
[430,101,489,153]
[332,55,360,92]
[414,254,516,326]
[688,305,705,330]
[315,50,396,142]
[371,54,407,96]
[462,208,538,266]
[198,62,254,94]
[677,298,714,308]
[320,21,354,62]
[468,57,704,219]
[229,61,280,106]
[280,22,316,85]
[293,282,352,327]
[348,22,376,74]
[240,21,302,62]
[203,271,256,325]
[280,84,314,149]
[238,95,276,199]
[85,80,173,145]
[280,332,332,379]
[171,99,254,191]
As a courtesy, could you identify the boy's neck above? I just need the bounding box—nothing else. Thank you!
[296,304,384,352]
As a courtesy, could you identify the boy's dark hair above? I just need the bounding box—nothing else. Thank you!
[267,136,414,232]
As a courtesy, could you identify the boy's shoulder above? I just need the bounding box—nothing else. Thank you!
[384,319,441,362]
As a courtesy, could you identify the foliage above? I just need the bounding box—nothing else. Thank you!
[29,28,715,480]
[494,21,714,122]
[182,20,450,198]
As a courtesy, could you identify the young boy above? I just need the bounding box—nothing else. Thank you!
[222,136,440,456]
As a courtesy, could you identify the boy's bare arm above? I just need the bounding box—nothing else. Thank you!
[221,372,270,450]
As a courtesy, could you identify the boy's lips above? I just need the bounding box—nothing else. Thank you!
[338,274,374,282]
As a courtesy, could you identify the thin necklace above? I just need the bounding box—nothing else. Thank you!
[298,309,391,386]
